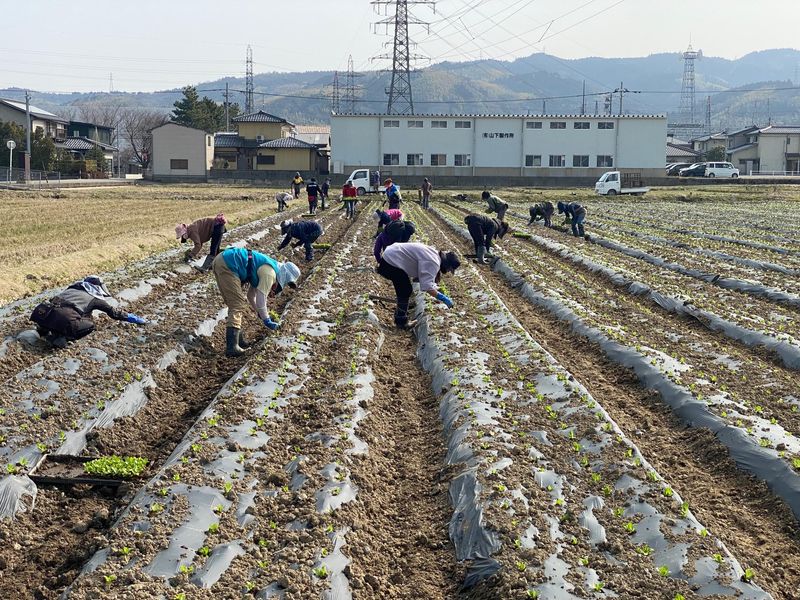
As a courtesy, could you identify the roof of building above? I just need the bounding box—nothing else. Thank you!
[691,132,727,142]
[213,133,263,148]
[666,143,702,158]
[295,125,331,134]
[727,143,758,154]
[232,110,293,124]
[259,137,318,149]
[151,121,211,134]
[728,124,760,136]
[333,112,667,119]
[0,98,69,123]
[758,125,800,135]
[58,137,118,152]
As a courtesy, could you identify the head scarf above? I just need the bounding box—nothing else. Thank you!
[80,276,111,299]
[557,201,566,214]
[277,261,301,290]
[280,219,293,234]
[175,224,188,239]
[214,213,227,225]
[439,252,461,275]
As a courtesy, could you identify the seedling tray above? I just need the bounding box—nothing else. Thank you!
[28,454,135,489]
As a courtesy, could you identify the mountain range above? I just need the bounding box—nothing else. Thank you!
[3,49,799,132]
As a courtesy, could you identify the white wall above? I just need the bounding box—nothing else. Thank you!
[152,123,213,178]
[331,114,667,176]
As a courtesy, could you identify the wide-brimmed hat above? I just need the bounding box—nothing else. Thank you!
[81,276,111,299]
[175,224,188,239]
[277,261,301,289]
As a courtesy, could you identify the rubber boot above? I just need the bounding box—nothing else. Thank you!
[225,327,245,357]
[47,334,68,349]
[196,254,214,272]
[474,245,487,264]
[394,300,410,329]
[485,245,495,259]
[238,329,251,349]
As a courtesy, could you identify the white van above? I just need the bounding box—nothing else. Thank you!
[705,162,739,178]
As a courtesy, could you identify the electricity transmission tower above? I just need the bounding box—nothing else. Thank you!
[371,0,435,115]
[245,45,255,114]
[344,55,363,113]
[668,43,703,138]
[331,71,341,113]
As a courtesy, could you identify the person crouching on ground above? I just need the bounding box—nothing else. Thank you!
[528,202,554,227]
[212,248,301,357]
[373,217,416,262]
[482,190,509,221]
[275,191,293,212]
[278,219,324,262]
[464,214,509,264]
[176,214,227,271]
[557,201,587,237]
[30,276,147,348]
[376,242,460,329]
[373,208,403,238]
[342,180,358,218]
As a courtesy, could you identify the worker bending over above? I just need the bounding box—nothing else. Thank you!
[373,209,404,237]
[464,214,509,264]
[557,201,587,237]
[373,217,416,262]
[275,191,293,212]
[482,190,509,221]
[176,214,227,271]
[279,219,324,262]
[528,202,554,227]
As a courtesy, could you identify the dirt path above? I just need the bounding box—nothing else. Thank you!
[419,205,800,599]
[343,323,462,598]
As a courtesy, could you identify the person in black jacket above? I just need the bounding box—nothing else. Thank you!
[321,177,331,209]
[464,214,509,264]
[29,276,147,348]
[278,219,324,261]
[306,178,322,214]
[528,202,554,227]
[557,201,587,237]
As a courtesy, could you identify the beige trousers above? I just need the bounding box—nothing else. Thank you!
[213,254,247,328]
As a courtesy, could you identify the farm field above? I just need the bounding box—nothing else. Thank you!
[0,184,799,599]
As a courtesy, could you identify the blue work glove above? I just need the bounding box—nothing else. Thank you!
[263,317,280,331]
[436,292,454,308]
[125,313,147,325]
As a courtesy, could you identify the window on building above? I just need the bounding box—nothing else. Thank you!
[170,159,189,170]
[256,155,275,165]
[549,155,565,167]
[431,120,448,129]
[430,153,447,166]
[572,155,589,167]
[526,121,543,129]
[454,121,472,129]
[454,154,471,166]
[383,120,400,128]
[525,155,542,167]
[598,122,614,130]
[596,155,614,167]
[383,153,399,166]
[407,153,423,166]
[550,122,566,129]
[574,122,590,130]
[407,120,423,128]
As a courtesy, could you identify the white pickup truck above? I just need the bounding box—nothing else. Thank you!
[595,171,649,196]
[347,169,386,196]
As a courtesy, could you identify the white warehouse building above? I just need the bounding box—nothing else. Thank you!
[331,113,667,180]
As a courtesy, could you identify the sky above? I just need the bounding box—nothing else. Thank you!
[2,0,799,93]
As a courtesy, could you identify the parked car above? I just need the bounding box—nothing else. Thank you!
[667,162,693,176]
[705,161,739,178]
[679,163,706,177]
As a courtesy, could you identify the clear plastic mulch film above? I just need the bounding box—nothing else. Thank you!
[0,213,300,521]
[412,227,771,597]
[0,474,37,520]
[63,214,376,599]
[520,229,800,372]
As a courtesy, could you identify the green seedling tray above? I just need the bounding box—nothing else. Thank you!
[28,454,138,489]
[512,232,532,239]
[312,243,331,250]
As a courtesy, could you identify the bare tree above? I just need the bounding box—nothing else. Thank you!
[119,109,169,170]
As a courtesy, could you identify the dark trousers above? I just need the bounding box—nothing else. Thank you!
[209,223,224,257]
[376,259,412,327]
[35,305,95,341]
[572,208,586,237]
[467,221,490,253]
[293,184,301,199]
[308,197,318,214]
[298,230,322,261]
[344,199,357,218]
[387,195,401,210]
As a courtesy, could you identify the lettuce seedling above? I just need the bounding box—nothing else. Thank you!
[84,456,148,478]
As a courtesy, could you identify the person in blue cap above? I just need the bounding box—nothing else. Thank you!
[557,201,587,237]
[29,276,147,348]
[212,248,301,357]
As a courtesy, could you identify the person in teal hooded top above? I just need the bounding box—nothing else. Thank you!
[212,247,301,357]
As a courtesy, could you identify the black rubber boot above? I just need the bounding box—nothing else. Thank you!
[46,334,68,349]
[474,246,487,264]
[238,329,251,349]
[225,327,245,357]
[196,254,214,272]
[394,301,410,329]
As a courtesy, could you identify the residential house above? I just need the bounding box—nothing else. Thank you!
[666,141,702,164]
[212,110,325,174]
[754,126,800,174]
[726,125,761,174]
[68,121,114,145]
[151,122,214,181]
[0,97,68,141]
[690,132,727,156]
[58,137,118,172]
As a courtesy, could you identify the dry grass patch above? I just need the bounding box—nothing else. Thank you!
[0,184,282,304]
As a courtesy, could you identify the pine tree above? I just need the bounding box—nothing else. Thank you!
[172,86,201,126]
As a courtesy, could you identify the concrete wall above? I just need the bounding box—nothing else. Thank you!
[152,123,213,179]
[332,114,666,176]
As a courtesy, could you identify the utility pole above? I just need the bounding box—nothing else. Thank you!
[224,82,230,131]
[594,99,599,115]
[371,0,435,115]
[25,90,31,182]
[614,81,629,114]
[580,80,586,115]
[542,99,546,114]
